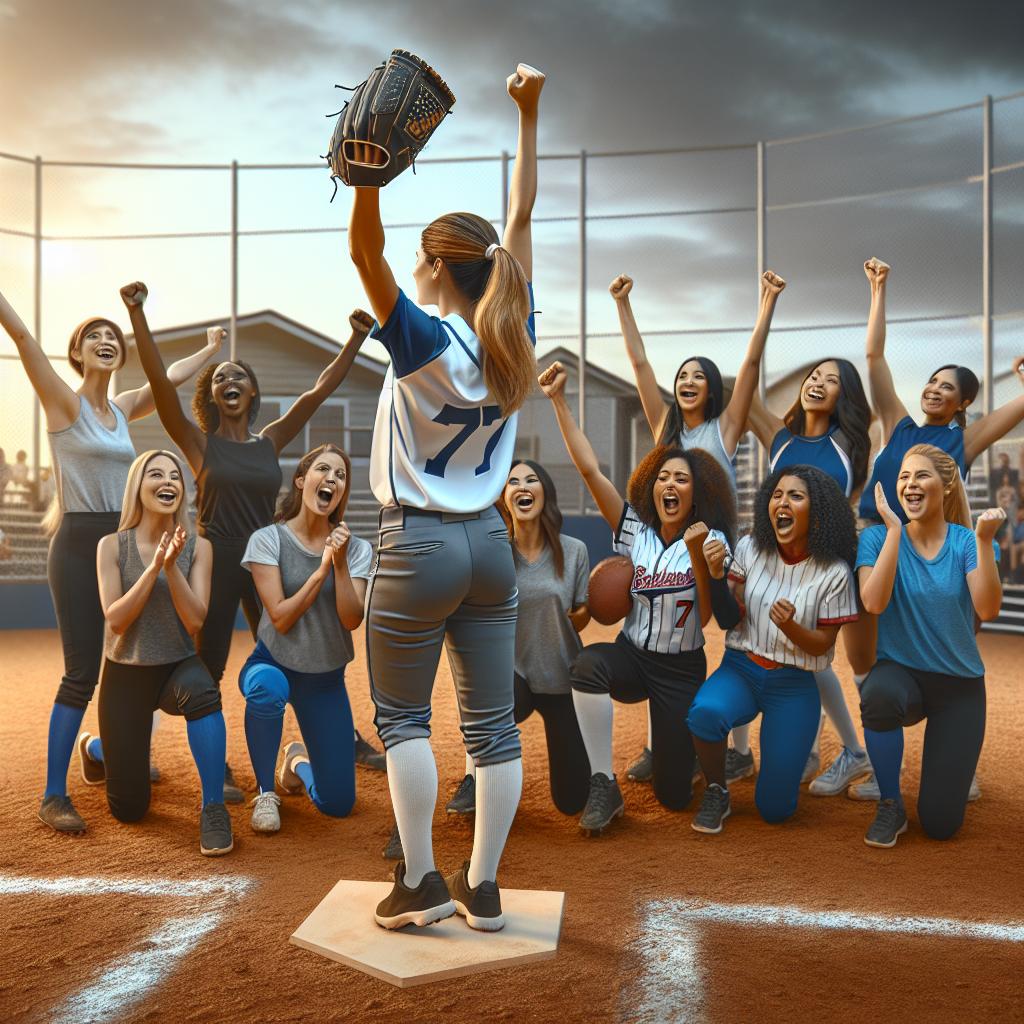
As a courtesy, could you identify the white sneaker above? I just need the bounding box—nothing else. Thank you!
[250,790,282,833]
[276,741,307,795]
[809,748,872,796]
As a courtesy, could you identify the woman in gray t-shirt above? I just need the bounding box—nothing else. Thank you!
[442,461,591,820]
[239,444,373,835]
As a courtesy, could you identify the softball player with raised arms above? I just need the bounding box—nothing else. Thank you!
[348,63,543,932]
[0,285,217,833]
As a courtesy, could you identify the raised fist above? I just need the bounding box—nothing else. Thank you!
[609,275,633,302]
[769,598,796,626]
[506,63,545,111]
[863,257,890,287]
[349,309,375,336]
[684,521,709,550]
[1013,355,1024,385]
[120,281,148,307]
[206,326,227,350]
[538,361,568,399]
[975,506,1006,543]
[329,523,352,562]
[761,270,786,299]
[703,536,728,579]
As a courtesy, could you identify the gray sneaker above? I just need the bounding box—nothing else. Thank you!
[692,783,731,834]
[382,821,404,861]
[725,747,755,782]
[199,802,234,856]
[445,774,476,816]
[801,750,821,784]
[809,748,872,796]
[579,773,625,836]
[354,730,386,773]
[38,794,86,834]
[626,747,653,783]
[864,798,908,848]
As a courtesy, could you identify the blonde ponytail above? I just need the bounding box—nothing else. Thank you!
[421,212,535,416]
[904,443,972,528]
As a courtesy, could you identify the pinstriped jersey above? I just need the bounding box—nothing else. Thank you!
[369,288,536,513]
[724,535,857,671]
[614,503,729,655]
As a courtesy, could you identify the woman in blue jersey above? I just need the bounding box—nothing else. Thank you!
[0,286,217,834]
[541,360,737,835]
[856,445,1004,847]
[746,358,873,796]
[611,270,786,783]
[348,64,543,934]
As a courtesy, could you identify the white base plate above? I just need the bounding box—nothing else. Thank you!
[290,879,565,988]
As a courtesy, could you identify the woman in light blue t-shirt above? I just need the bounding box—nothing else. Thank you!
[856,444,1005,850]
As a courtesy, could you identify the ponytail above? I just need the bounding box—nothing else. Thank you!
[421,212,535,416]
[904,443,972,528]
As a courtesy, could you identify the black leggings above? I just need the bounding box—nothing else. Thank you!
[572,634,707,811]
[513,674,590,816]
[48,511,120,709]
[196,536,262,687]
[860,660,985,840]
[98,656,221,822]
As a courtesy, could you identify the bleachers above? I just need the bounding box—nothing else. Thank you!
[0,505,49,581]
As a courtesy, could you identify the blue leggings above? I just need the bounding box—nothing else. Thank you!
[687,648,821,823]
[239,644,355,818]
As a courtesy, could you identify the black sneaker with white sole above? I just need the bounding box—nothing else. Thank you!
[864,798,908,849]
[445,860,504,932]
[725,747,755,782]
[199,802,234,856]
[626,746,653,783]
[354,730,386,772]
[579,773,625,836]
[691,783,731,834]
[38,794,86,834]
[445,774,476,815]
[374,863,455,930]
[382,822,404,861]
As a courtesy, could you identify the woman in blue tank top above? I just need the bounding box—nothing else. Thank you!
[0,286,217,835]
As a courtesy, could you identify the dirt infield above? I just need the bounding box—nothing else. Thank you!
[1,625,1022,1024]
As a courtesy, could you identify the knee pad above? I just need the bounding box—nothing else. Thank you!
[240,663,289,719]
[859,682,905,732]
[55,676,96,711]
[569,648,612,695]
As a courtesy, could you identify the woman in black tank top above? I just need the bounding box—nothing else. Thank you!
[120,281,376,801]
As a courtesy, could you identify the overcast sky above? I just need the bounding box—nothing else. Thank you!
[1,0,1023,454]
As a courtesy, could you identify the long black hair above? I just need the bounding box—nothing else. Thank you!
[752,464,857,568]
[191,360,262,434]
[656,356,725,446]
[498,459,567,577]
[929,363,979,429]
[782,358,871,494]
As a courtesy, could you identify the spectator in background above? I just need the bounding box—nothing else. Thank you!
[0,449,10,502]
[10,450,29,489]
[1012,504,1024,584]
[35,466,56,511]
[989,450,1020,505]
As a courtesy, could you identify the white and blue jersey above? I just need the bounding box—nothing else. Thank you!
[369,287,536,513]
[770,425,853,497]
[614,503,729,655]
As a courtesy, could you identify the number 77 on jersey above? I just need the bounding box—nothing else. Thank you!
[424,403,509,479]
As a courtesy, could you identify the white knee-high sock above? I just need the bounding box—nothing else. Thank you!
[731,723,751,756]
[815,666,865,755]
[386,739,437,888]
[152,710,162,737]
[572,690,614,779]
[465,752,476,778]
[468,758,523,888]
[646,704,653,749]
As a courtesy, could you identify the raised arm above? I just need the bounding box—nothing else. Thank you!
[261,310,374,454]
[162,529,211,636]
[719,271,786,454]
[0,287,79,431]
[963,358,1024,465]
[115,329,221,422]
[746,389,785,453]
[862,258,906,442]
[539,362,624,529]
[97,531,166,636]
[348,188,400,326]
[968,509,1005,621]
[329,525,367,631]
[502,63,544,280]
[610,275,669,441]
[120,283,206,471]
[683,523,714,629]
[857,484,903,614]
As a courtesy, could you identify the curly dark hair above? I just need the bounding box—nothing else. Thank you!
[497,459,567,577]
[782,358,872,495]
[752,464,857,568]
[627,445,736,548]
[191,360,261,434]
[656,356,724,446]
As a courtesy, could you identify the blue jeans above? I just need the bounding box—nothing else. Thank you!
[688,648,821,823]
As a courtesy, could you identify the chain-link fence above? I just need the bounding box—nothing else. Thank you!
[2,90,1023,579]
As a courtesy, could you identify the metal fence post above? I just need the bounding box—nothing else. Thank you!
[755,140,767,482]
[981,96,993,483]
[578,150,588,512]
[33,156,42,477]
[230,159,239,362]
[500,150,510,229]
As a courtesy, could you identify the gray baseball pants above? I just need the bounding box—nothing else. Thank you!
[366,505,521,766]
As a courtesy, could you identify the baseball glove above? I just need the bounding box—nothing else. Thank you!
[327,49,456,190]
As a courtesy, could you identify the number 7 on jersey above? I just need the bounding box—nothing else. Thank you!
[424,403,509,479]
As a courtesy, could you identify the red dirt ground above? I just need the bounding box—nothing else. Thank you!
[1,625,1022,1023]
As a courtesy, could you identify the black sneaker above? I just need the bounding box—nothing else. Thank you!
[374,863,455,930]
[77,732,105,786]
[579,773,625,836]
[445,860,504,932]
[199,802,234,856]
[692,783,731,834]
[223,762,244,804]
[38,795,86,834]
[725,747,755,783]
[864,799,908,849]
[626,746,653,783]
[354,730,386,773]
[382,821,404,861]
[445,774,476,816]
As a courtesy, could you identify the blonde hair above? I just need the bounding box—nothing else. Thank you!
[903,444,971,528]
[421,212,535,416]
[117,450,191,533]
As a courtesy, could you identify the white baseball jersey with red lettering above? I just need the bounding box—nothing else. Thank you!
[724,534,857,671]
[614,503,729,655]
